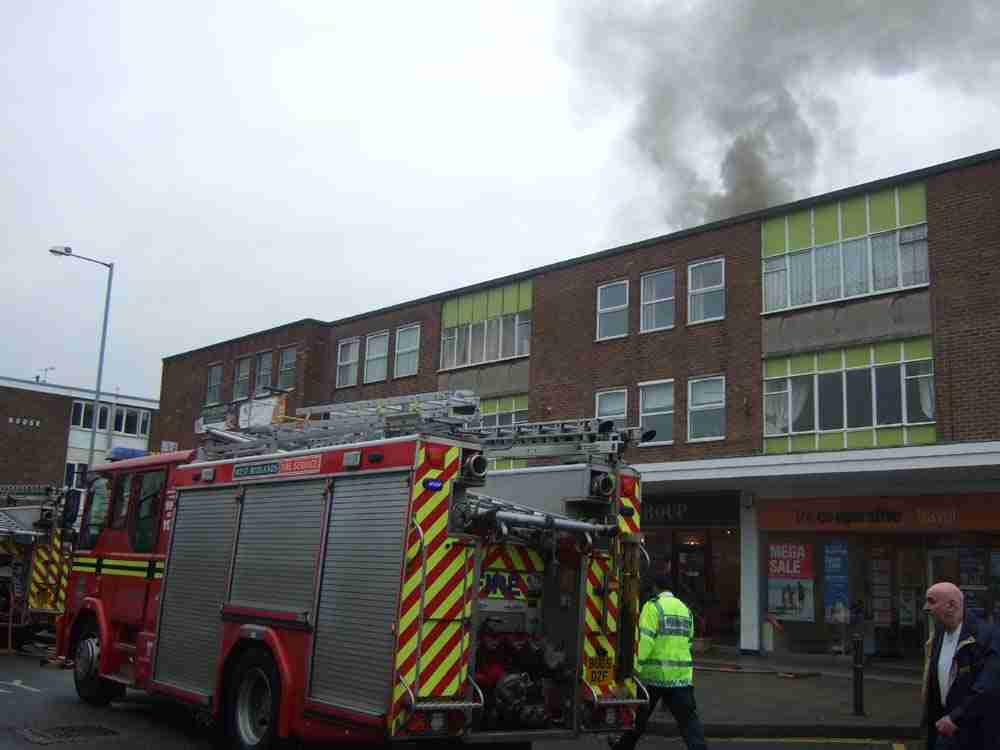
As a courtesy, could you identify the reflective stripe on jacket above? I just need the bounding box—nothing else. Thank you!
[637,591,694,688]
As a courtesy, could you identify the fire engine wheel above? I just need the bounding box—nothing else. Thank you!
[226,648,282,750]
[73,625,123,706]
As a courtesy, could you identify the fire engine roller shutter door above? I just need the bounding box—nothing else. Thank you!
[309,471,410,714]
[153,485,238,697]
[228,479,325,613]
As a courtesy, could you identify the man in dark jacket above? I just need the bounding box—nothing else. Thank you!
[923,581,1000,749]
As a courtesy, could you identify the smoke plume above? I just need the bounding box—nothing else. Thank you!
[563,0,1000,228]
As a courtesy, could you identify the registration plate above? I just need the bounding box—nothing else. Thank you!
[586,655,614,685]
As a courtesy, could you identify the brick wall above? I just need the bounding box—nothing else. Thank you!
[531,220,763,463]
[157,320,328,449]
[323,301,441,405]
[0,387,72,485]
[928,159,1000,443]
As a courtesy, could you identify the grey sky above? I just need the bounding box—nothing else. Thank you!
[4,2,999,399]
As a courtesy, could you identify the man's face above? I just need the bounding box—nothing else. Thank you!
[924,588,953,626]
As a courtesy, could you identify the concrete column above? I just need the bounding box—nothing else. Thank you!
[739,491,761,653]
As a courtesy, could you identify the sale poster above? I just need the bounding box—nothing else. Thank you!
[823,540,850,624]
[768,543,815,623]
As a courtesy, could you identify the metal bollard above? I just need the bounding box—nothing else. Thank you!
[852,631,865,716]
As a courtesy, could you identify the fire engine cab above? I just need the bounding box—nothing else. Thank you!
[55,391,650,749]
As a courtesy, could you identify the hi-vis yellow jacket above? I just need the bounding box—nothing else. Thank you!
[637,591,695,688]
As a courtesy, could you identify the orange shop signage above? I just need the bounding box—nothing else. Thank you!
[758,495,1000,532]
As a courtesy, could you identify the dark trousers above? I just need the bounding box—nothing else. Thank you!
[615,685,708,750]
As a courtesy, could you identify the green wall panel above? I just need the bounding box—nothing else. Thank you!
[442,299,458,328]
[791,434,816,452]
[908,425,937,445]
[488,287,505,318]
[818,433,845,451]
[814,204,839,245]
[766,437,789,454]
[818,351,842,371]
[514,394,529,411]
[763,217,787,257]
[869,189,896,232]
[845,346,871,368]
[846,430,875,449]
[904,337,933,361]
[790,353,815,374]
[481,398,498,414]
[765,358,788,378]
[788,211,812,251]
[472,291,489,323]
[899,182,927,226]
[875,341,902,364]
[458,295,474,325]
[518,280,533,311]
[877,427,905,447]
[841,196,867,238]
[502,284,519,315]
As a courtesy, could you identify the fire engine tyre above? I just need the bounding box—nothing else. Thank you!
[226,648,283,750]
[73,623,124,706]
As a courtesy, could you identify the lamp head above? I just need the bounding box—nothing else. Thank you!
[49,246,72,256]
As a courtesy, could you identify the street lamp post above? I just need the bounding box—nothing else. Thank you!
[49,246,114,476]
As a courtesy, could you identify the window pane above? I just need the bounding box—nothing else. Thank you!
[456,324,470,366]
[641,412,673,442]
[82,478,110,548]
[256,354,272,392]
[764,257,787,312]
[789,251,813,306]
[790,375,814,432]
[501,315,516,358]
[906,375,935,422]
[338,363,357,387]
[846,369,873,428]
[906,361,932,377]
[643,270,673,301]
[366,358,387,383]
[691,261,722,290]
[641,382,673,412]
[900,236,929,286]
[140,411,150,436]
[814,244,841,301]
[133,470,165,553]
[65,463,76,488]
[114,409,124,432]
[598,308,628,338]
[690,407,724,439]
[843,238,869,296]
[643,300,675,330]
[516,313,531,356]
[125,409,138,434]
[691,378,724,406]
[481,414,497,428]
[441,330,456,369]
[818,372,844,430]
[485,318,500,360]
[98,405,109,430]
[690,289,725,322]
[764,393,788,435]
[599,282,627,309]
[597,391,626,425]
[871,232,899,291]
[875,364,902,425]
[72,402,83,426]
[82,403,94,429]
[469,321,485,364]
[395,351,418,378]
[111,474,133,528]
[367,335,388,358]
[397,326,419,351]
[514,409,529,424]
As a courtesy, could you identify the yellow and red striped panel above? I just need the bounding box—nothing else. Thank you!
[28,530,69,613]
[618,473,641,536]
[389,443,474,736]
[582,553,618,697]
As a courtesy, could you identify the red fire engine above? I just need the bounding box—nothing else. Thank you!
[55,392,650,749]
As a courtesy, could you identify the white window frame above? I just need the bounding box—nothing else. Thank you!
[277,348,296,390]
[393,324,421,379]
[638,379,674,445]
[336,338,360,389]
[234,357,251,401]
[596,280,629,341]
[364,331,390,384]
[687,375,726,442]
[688,258,726,325]
[595,388,628,429]
[206,364,223,405]
[254,352,273,395]
[439,311,532,372]
[640,269,675,333]
[139,411,150,437]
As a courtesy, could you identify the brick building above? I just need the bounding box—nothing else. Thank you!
[0,376,159,494]
[157,148,1000,657]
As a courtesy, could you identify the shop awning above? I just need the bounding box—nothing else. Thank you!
[634,440,1000,499]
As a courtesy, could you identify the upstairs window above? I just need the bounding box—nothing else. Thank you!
[255,352,273,394]
[440,282,532,371]
[206,364,223,404]
[595,388,627,430]
[639,380,674,444]
[394,324,420,378]
[641,269,675,332]
[364,332,389,383]
[688,259,725,324]
[597,281,629,340]
[277,347,296,390]
[234,358,251,400]
[336,338,359,388]
[688,376,726,441]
